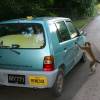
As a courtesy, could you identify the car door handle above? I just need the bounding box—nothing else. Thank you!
[64,48,68,53]
[64,47,67,50]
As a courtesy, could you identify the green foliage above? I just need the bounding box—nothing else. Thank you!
[0,0,96,20]
[97,0,100,2]
[53,0,95,18]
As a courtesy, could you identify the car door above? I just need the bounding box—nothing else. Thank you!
[65,21,82,63]
[54,21,75,73]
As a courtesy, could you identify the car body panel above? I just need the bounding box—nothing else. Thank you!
[0,17,86,88]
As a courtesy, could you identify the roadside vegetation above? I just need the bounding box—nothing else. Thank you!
[96,3,100,13]
[73,18,92,29]
[74,0,100,29]
[0,0,100,29]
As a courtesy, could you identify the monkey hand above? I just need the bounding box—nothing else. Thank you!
[75,42,78,44]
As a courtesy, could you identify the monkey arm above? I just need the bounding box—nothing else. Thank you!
[75,42,85,50]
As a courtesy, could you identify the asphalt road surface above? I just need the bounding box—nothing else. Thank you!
[0,16,100,100]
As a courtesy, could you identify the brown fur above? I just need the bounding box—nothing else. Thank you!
[76,42,100,72]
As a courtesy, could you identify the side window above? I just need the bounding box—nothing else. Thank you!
[55,21,70,42]
[66,22,78,38]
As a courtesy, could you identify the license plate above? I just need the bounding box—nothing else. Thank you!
[8,74,25,84]
[29,76,48,86]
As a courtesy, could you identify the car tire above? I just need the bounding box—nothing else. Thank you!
[80,53,86,63]
[51,70,64,97]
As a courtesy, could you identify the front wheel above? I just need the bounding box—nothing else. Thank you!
[51,70,64,97]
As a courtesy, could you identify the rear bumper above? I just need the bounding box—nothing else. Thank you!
[0,69,58,88]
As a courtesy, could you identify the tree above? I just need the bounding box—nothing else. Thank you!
[0,0,96,20]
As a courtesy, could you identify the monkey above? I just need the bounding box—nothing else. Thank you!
[75,42,100,73]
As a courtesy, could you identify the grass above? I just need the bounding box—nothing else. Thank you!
[73,17,92,29]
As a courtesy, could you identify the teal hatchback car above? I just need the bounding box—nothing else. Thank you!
[0,17,86,96]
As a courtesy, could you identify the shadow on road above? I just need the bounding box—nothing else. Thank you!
[0,61,91,100]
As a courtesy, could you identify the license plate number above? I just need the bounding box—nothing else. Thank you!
[29,76,48,86]
[8,74,25,84]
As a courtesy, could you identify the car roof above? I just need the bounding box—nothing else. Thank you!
[34,17,71,21]
[0,17,71,24]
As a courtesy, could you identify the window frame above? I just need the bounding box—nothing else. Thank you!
[54,21,71,43]
[65,21,78,39]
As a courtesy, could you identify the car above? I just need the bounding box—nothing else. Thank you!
[0,17,86,97]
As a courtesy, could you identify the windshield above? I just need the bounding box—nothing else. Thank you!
[0,23,45,49]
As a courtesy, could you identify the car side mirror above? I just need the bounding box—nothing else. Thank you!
[75,28,87,36]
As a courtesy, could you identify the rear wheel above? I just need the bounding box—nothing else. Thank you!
[51,70,64,97]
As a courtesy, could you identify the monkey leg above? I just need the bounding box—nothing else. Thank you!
[89,61,96,72]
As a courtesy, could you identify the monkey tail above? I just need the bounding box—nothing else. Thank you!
[96,59,100,63]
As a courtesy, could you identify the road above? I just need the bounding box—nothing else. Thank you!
[0,16,100,100]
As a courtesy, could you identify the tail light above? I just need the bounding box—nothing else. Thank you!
[43,56,54,71]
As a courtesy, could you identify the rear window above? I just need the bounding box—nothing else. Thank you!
[0,23,45,49]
